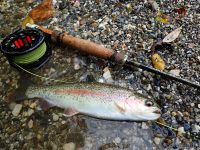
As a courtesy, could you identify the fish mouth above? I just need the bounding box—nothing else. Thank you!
[153,109,161,114]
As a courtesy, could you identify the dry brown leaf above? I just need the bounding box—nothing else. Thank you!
[174,7,187,17]
[151,53,165,71]
[28,0,54,22]
[163,27,182,43]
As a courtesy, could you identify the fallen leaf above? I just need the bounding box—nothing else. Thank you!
[174,7,187,16]
[28,0,54,22]
[21,15,34,28]
[163,27,182,43]
[151,53,165,71]
[156,12,170,24]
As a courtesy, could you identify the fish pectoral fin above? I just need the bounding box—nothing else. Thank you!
[114,102,126,113]
[64,107,79,117]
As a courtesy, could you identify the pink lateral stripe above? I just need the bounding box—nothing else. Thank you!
[52,89,107,97]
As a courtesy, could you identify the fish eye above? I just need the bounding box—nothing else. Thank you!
[145,100,154,107]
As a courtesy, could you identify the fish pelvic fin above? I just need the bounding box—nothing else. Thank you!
[114,102,126,113]
[38,99,54,110]
[64,107,79,117]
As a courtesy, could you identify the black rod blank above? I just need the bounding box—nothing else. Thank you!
[124,61,200,90]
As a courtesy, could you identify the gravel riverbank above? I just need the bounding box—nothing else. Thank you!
[0,0,199,149]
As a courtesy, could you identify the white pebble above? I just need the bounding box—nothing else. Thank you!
[103,71,112,79]
[73,57,81,70]
[27,108,34,116]
[63,142,76,150]
[141,122,149,129]
[28,119,33,128]
[178,127,185,136]
[103,67,114,83]
[113,137,121,144]
[191,103,195,107]
[154,137,161,145]
[53,113,59,121]
[98,77,105,83]
[147,84,152,91]
[197,56,200,61]
[169,69,180,76]
[12,104,22,116]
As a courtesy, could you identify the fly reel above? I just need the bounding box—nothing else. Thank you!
[0,28,51,69]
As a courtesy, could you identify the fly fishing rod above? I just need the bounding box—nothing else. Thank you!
[0,24,199,89]
[34,24,200,90]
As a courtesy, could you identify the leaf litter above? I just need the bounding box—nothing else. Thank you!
[22,0,54,27]
[155,12,170,24]
[174,6,187,17]
[151,53,165,71]
[163,27,182,43]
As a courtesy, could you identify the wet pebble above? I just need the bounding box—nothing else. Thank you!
[171,111,177,117]
[12,104,22,116]
[141,122,149,129]
[53,113,59,121]
[153,137,161,145]
[191,125,200,133]
[73,57,81,70]
[29,102,37,109]
[183,122,190,131]
[113,137,121,144]
[63,142,76,150]
[169,69,180,76]
[28,119,33,129]
[25,132,33,140]
[9,102,16,110]
[27,108,34,116]
[177,127,185,136]
[103,67,113,84]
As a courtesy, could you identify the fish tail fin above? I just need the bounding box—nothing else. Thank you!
[7,73,34,103]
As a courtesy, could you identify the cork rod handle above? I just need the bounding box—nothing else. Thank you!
[51,31,125,63]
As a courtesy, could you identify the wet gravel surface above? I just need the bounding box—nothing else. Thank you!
[0,0,200,149]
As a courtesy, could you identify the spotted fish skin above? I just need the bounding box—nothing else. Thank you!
[26,82,161,121]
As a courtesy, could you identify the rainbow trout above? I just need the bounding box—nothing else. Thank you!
[26,82,161,121]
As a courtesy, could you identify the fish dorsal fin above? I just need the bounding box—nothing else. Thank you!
[64,108,79,117]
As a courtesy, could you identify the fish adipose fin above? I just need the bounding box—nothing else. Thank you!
[114,102,126,113]
[64,108,79,117]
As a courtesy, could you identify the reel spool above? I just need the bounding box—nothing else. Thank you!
[0,28,51,69]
